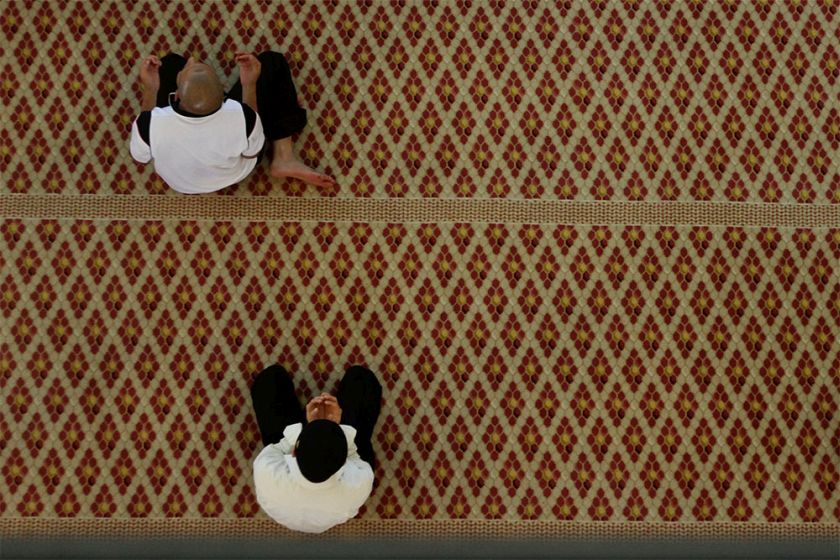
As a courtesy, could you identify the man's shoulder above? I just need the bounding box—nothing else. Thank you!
[340,458,374,486]
[221,98,245,111]
[253,444,292,474]
[149,106,176,118]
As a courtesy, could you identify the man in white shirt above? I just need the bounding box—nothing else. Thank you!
[251,365,382,533]
[130,51,335,194]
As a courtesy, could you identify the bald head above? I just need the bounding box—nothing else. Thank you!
[176,60,224,116]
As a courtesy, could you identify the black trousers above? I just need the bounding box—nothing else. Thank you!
[250,365,382,469]
[156,52,307,141]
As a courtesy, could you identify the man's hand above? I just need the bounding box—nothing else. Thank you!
[235,52,261,87]
[305,394,342,424]
[138,55,161,93]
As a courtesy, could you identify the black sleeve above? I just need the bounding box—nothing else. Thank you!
[242,103,257,137]
[136,111,151,145]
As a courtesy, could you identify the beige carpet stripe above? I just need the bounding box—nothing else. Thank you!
[1,194,840,227]
[1,519,837,540]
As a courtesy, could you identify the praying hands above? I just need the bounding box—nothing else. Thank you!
[305,393,342,424]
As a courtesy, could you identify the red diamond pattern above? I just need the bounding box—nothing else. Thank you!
[1,0,839,530]
[0,1,836,201]
[0,219,836,522]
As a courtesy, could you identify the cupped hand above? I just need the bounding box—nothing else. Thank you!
[138,55,161,92]
[305,393,342,424]
[235,52,261,87]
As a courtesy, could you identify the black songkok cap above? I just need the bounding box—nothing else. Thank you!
[296,419,348,483]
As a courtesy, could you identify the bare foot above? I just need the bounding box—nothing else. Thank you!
[270,157,336,190]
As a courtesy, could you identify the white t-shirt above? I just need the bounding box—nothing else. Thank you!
[129,99,264,194]
[253,423,374,534]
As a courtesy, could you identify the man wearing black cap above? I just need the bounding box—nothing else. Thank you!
[251,364,382,533]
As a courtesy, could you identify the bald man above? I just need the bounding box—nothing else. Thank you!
[130,52,335,194]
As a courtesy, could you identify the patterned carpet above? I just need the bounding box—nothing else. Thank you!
[0,0,838,539]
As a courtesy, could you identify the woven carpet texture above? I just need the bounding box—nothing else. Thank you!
[0,0,838,537]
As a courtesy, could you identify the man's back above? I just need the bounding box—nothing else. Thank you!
[130,98,263,194]
[253,423,374,534]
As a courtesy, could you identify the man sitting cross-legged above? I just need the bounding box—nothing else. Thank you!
[130,51,335,194]
[251,364,382,533]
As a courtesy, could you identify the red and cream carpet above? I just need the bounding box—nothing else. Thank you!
[0,0,838,541]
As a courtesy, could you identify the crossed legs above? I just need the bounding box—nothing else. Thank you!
[250,365,382,469]
[229,51,336,190]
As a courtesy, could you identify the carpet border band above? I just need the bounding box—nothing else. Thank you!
[0,519,837,540]
[1,194,839,228]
